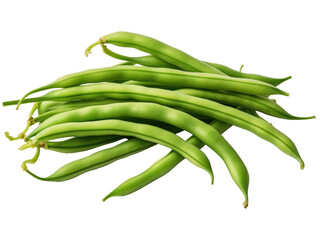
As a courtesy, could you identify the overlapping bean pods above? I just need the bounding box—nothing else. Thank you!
[98,43,291,86]
[8,82,305,167]
[22,119,215,183]
[25,102,250,201]
[16,65,288,109]
[3,31,314,208]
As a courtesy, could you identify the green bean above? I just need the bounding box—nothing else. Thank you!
[176,88,315,120]
[99,43,178,69]
[7,82,304,169]
[6,99,131,143]
[46,135,125,153]
[25,102,249,198]
[35,99,129,123]
[16,65,288,109]
[118,82,313,119]
[37,120,183,154]
[26,138,157,182]
[46,98,125,112]
[26,124,183,180]
[124,80,180,90]
[98,44,290,86]
[34,107,77,123]
[102,121,238,204]
[206,62,291,86]
[85,31,224,74]
[38,99,121,115]
[38,101,59,115]
[22,119,214,183]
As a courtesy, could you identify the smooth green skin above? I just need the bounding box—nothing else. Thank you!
[38,101,59,115]
[47,135,124,153]
[17,65,288,109]
[28,119,214,183]
[99,43,179,69]
[85,31,224,75]
[26,138,156,182]
[119,81,312,119]
[42,120,183,154]
[35,107,76,123]
[121,81,314,120]
[35,99,127,123]
[102,121,238,204]
[206,62,291,86]
[124,80,180,90]
[34,96,212,122]
[176,88,314,120]
[26,125,183,180]
[26,102,248,196]
[45,99,124,112]
[14,83,304,168]
[98,44,291,86]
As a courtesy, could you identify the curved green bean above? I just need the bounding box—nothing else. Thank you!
[23,119,214,183]
[38,101,59,115]
[46,98,125,112]
[9,82,304,169]
[206,62,291,86]
[26,138,156,181]
[103,121,235,204]
[46,135,125,153]
[26,124,183,179]
[98,44,290,86]
[85,31,224,74]
[25,102,249,199]
[16,65,288,109]
[37,120,183,154]
[176,88,314,120]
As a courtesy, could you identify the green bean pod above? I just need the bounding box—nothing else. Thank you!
[103,121,237,204]
[38,99,123,114]
[35,99,131,123]
[39,121,183,154]
[176,88,314,120]
[46,98,125,112]
[85,31,224,74]
[24,119,214,183]
[9,82,304,169]
[16,65,288,109]
[26,124,183,179]
[117,82,312,119]
[99,43,178,69]
[98,44,290,86]
[25,102,249,198]
[26,138,156,182]
[206,62,291,86]
[46,135,124,153]
[34,108,76,123]
[38,101,60,115]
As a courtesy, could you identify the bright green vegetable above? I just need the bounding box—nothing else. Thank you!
[7,82,304,169]
[21,119,214,183]
[85,31,224,74]
[98,43,291,86]
[25,102,249,200]
[16,65,288,109]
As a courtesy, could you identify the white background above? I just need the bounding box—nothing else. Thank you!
[0,0,319,239]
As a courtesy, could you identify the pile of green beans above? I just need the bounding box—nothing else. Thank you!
[3,31,315,208]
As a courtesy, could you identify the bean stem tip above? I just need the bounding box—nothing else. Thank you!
[19,140,33,150]
[300,161,305,170]
[85,39,102,57]
[102,194,111,202]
